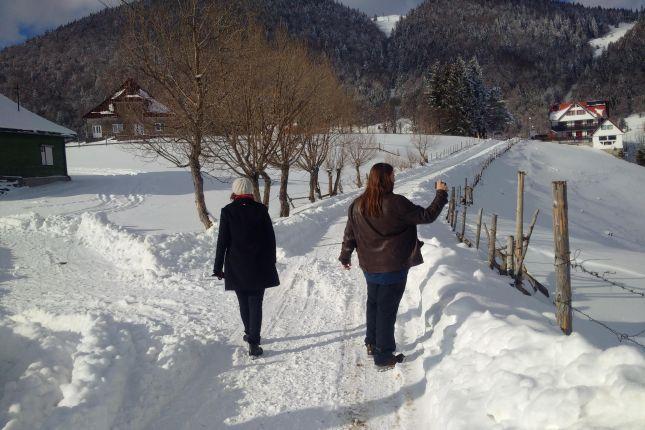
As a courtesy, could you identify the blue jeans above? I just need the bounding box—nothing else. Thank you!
[365,281,406,364]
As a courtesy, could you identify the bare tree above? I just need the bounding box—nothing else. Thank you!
[297,133,335,202]
[207,24,281,205]
[121,0,239,229]
[295,72,349,203]
[346,134,377,188]
[411,134,436,165]
[324,140,348,196]
[210,25,343,215]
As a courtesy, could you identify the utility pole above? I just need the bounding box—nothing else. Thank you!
[15,84,20,111]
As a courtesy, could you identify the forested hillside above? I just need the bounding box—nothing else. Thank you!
[0,0,388,135]
[573,17,645,120]
[388,0,638,131]
[0,0,641,136]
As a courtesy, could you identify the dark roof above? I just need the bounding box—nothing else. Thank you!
[83,79,171,119]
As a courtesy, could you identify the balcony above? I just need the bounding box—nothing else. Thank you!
[550,121,598,133]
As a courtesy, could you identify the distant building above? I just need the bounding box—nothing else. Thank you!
[0,93,75,186]
[82,79,171,141]
[592,118,624,150]
[548,100,608,142]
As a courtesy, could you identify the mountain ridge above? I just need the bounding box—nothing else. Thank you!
[0,0,641,135]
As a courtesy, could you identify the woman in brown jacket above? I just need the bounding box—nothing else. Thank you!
[339,163,448,369]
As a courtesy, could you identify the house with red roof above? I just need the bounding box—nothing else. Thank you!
[82,79,171,141]
[548,100,608,142]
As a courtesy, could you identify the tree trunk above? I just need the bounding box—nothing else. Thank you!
[188,157,212,230]
[327,169,334,196]
[260,170,271,208]
[279,165,290,217]
[249,172,261,202]
[308,167,319,203]
[315,179,322,200]
[334,168,343,194]
[355,164,362,188]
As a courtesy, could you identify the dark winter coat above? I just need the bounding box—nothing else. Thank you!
[339,190,448,273]
[213,198,280,291]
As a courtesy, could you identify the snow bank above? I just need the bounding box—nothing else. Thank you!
[0,213,163,279]
[0,310,229,430]
[407,230,645,429]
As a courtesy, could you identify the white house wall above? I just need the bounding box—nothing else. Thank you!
[592,122,624,149]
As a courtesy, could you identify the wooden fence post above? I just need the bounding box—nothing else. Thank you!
[447,187,456,223]
[515,171,526,281]
[488,214,497,269]
[460,205,467,241]
[452,209,458,231]
[475,208,483,249]
[507,236,515,276]
[553,181,572,335]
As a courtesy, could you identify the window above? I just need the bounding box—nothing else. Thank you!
[112,123,124,133]
[608,135,617,140]
[599,136,608,141]
[601,124,613,130]
[154,122,164,133]
[134,123,145,135]
[41,145,54,166]
[92,124,102,138]
[603,141,613,146]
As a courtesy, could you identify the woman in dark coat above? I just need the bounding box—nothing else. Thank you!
[339,163,448,369]
[213,178,280,357]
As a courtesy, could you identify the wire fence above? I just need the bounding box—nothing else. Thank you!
[446,139,645,350]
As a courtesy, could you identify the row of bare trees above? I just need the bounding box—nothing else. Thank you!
[121,0,356,227]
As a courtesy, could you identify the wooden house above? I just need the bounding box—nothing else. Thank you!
[82,79,171,141]
[0,93,75,186]
[548,100,608,142]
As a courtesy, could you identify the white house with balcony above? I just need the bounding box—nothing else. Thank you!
[592,119,624,150]
[548,100,608,142]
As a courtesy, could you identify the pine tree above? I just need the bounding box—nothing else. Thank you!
[465,57,487,137]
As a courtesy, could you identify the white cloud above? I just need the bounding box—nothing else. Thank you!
[0,0,116,48]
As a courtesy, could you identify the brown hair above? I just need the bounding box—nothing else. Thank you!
[358,163,394,217]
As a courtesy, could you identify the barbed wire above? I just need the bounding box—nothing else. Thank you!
[554,298,645,349]
[570,259,645,298]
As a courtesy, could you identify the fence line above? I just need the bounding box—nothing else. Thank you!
[444,138,645,348]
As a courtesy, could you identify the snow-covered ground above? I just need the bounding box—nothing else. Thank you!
[1,136,644,429]
[373,15,401,37]
[589,22,636,58]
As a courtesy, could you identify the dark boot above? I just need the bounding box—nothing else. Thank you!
[365,343,374,356]
[249,343,263,357]
[375,353,405,371]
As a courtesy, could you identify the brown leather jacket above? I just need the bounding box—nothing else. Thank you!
[339,190,448,273]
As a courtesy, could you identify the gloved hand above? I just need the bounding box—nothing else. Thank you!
[212,271,225,280]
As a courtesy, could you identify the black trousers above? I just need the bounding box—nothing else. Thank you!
[365,281,406,364]
[235,289,265,345]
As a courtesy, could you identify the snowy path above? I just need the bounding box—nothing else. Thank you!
[2,138,645,429]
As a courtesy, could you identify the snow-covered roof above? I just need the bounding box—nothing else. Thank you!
[0,93,76,136]
[592,118,625,136]
[549,101,607,121]
[83,79,170,119]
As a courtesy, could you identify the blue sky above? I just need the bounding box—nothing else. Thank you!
[1,0,643,49]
